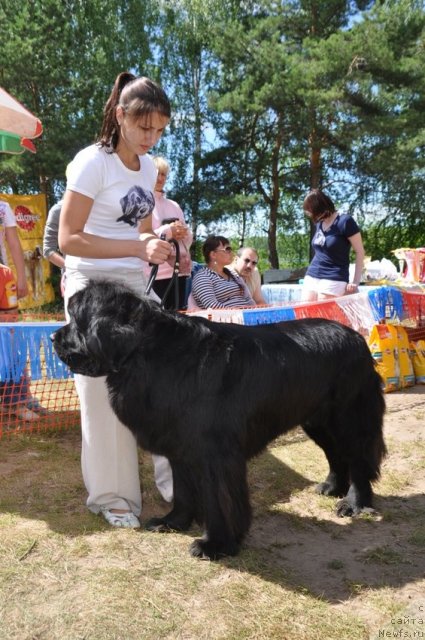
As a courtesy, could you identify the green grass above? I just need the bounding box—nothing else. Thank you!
[0,421,424,640]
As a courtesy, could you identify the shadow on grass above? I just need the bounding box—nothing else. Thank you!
[1,430,424,604]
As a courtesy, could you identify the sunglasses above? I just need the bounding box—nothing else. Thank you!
[242,258,258,266]
[215,246,234,254]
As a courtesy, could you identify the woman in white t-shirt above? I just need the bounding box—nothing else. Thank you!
[59,72,173,529]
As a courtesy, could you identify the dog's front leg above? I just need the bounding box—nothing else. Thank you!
[190,450,251,560]
[145,460,198,532]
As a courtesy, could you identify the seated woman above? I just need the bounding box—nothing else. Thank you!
[191,235,255,309]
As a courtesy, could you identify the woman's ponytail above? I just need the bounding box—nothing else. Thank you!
[98,72,136,149]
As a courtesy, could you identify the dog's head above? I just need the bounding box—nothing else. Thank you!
[52,280,153,376]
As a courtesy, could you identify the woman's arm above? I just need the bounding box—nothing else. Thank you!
[346,232,365,293]
[43,203,62,257]
[59,190,171,264]
[4,226,28,298]
[47,252,66,269]
[43,203,65,269]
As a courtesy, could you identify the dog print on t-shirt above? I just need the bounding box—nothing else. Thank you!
[117,186,155,227]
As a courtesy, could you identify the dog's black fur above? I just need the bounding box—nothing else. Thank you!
[53,279,386,560]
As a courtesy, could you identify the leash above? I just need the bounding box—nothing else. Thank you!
[145,236,180,309]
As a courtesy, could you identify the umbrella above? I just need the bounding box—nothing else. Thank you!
[0,87,43,154]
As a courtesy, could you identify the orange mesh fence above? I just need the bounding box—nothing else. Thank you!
[0,377,80,437]
[0,313,80,438]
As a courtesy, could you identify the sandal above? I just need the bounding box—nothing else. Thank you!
[100,507,140,529]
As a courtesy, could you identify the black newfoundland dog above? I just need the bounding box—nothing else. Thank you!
[53,279,386,560]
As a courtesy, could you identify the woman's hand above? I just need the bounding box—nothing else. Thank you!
[16,275,29,299]
[140,235,172,264]
[170,221,188,241]
[346,283,359,295]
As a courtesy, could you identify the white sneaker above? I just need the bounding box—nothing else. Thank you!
[99,507,140,529]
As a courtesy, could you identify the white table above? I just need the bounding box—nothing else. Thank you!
[261,283,374,306]
[261,284,303,306]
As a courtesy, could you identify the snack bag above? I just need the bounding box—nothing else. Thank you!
[410,340,425,385]
[367,324,400,392]
[394,325,415,388]
[0,264,18,310]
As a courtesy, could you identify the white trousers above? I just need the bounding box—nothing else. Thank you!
[64,268,173,515]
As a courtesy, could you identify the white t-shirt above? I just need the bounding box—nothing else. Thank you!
[65,144,157,271]
[0,201,17,265]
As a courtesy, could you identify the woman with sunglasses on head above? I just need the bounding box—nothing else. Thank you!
[302,189,365,301]
[191,235,255,309]
[59,71,174,529]
[232,247,266,305]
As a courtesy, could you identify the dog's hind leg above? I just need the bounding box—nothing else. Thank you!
[190,450,251,560]
[302,420,350,498]
[336,464,374,517]
[145,461,199,533]
[334,381,386,517]
[336,428,386,517]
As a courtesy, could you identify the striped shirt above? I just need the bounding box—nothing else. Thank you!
[192,267,255,309]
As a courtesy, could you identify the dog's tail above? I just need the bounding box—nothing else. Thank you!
[360,367,387,480]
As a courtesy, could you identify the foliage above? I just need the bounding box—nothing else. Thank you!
[0,0,424,270]
[337,0,425,242]
[208,0,425,266]
[0,0,158,205]
[152,0,228,239]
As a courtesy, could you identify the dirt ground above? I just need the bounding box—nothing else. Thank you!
[0,385,423,639]
[247,385,425,630]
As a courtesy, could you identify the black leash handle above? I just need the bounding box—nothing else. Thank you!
[145,236,180,309]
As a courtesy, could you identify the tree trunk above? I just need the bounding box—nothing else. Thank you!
[267,201,279,268]
[308,126,322,260]
[191,52,202,246]
[239,207,246,247]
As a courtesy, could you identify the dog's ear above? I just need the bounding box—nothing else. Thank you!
[86,317,139,372]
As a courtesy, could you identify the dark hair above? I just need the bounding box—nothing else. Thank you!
[98,71,171,150]
[202,235,230,264]
[303,189,336,223]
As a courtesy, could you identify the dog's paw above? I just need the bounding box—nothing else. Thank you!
[336,499,379,518]
[315,481,346,497]
[336,499,363,517]
[189,538,240,561]
[145,517,175,533]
